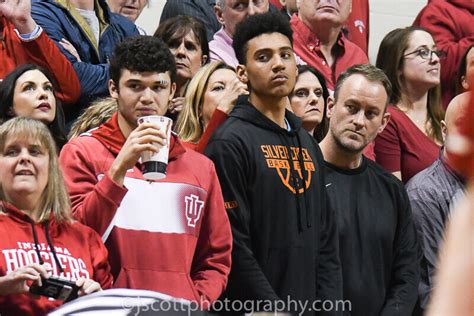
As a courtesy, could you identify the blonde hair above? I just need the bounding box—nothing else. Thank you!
[68,98,117,139]
[175,61,235,143]
[0,117,72,223]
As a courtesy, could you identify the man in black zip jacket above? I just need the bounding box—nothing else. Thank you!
[319,64,420,316]
[205,12,342,315]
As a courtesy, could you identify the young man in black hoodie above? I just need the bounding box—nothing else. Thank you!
[319,64,420,315]
[205,12,343,315]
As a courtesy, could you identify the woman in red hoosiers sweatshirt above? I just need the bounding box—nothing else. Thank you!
[0,117,112,316]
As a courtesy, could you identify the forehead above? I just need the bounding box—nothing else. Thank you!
[246,32,292,55]
[16,70,50,85]
[296,71,322,87]
[337,74,387,109]
[169,29,199,43]
[407,30,435,49]
[208,68,236,83]
[1,132,44,149]
[119,69,171,84]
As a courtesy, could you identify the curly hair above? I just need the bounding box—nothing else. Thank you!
[68,98,117,139]
[109,35,177,85]
[232,12,293,65]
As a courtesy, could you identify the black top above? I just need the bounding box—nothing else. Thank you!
[205,97,342,314]
[324,157,420,316]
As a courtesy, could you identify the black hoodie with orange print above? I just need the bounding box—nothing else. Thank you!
[205,96,342,315]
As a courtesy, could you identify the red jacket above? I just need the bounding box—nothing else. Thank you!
[291,14,368,90]
[0,201,112,316]
[0,17,81,105]
[59,113,232,305]
[413,0,474,108]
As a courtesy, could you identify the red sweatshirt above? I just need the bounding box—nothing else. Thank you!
[59,113,232,305]
[0,17,81,105]
[413,0,474,108]
[0,201,112,316]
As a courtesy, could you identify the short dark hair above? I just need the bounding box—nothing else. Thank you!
[109,36,177,85]
[154,15,209,61]
[232,12,293,65]
[334,64,392,109]
[0,64,67,149]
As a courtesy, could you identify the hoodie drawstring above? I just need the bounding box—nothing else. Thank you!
[44,221,64,273]
[30,221,44,265]
[295,133,311,229]
[280,134,305,232]
[29,219,64,273]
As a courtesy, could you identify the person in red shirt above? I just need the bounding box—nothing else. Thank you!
[0,0,80,105]
[291,0,368,91]
[375,26,444,183]
[413,0,474,109]
[0,117,111,316]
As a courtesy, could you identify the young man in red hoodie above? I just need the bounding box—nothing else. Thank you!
[59,36,232,307]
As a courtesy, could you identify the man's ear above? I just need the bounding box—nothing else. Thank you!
[378,111,391,134]
[326,96,335,119]
[109,79,119,99]
[441,119,448,142]
[215,5,225,25]
[236,64,249,84]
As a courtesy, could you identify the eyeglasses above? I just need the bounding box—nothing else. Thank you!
[403,48,446,61]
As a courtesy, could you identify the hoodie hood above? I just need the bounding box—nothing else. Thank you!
[91,112,186,162]
[230,95,303,136]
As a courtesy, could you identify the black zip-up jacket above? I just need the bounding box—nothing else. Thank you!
[205,98,342,315]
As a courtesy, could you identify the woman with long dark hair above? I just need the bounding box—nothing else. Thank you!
[375,26,444,183]
[0,64,68,150]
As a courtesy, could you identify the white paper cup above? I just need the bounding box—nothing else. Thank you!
[137,115,173,180]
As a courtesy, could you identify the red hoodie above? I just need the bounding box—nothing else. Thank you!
[0,17,81,105]
[59,113,232,305]
[413,0,474,109]
[0,201,112,316]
